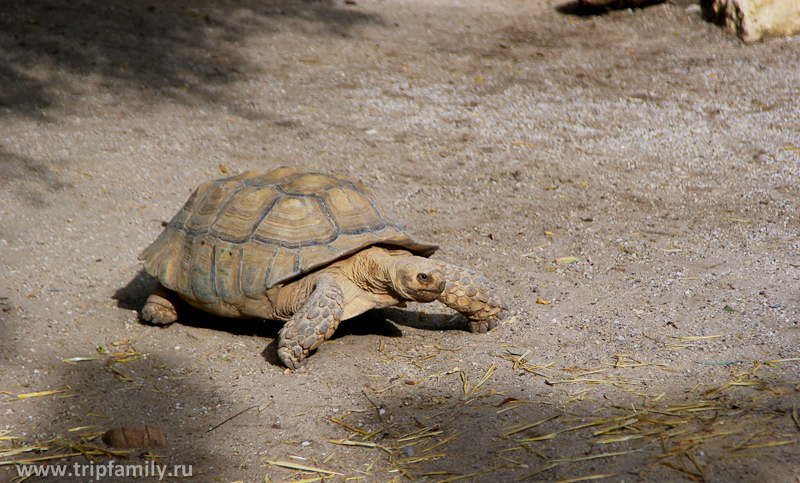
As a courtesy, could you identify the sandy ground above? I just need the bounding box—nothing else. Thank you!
[1,0,799,481]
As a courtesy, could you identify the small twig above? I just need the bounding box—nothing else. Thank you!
[206,406,256,433]
[266,460,344,476]
[362,390,383,420]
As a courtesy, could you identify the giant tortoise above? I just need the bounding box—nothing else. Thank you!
[139,167,507,369]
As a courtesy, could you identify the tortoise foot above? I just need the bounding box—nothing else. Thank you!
[141,292,178,325]
[277,345,307,371]
[434,263,508,330]
[468,310,505,334]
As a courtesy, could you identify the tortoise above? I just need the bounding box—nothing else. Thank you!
[138,167,507,369]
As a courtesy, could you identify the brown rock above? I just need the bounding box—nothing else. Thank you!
[101,425,166,449]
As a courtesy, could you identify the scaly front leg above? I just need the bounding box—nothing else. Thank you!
[432,262,508,333]
[277,276,344,370]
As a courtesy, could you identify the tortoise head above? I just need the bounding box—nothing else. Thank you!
[389,258,445,302]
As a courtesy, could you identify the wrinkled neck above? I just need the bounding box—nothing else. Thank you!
[348,246,410,294]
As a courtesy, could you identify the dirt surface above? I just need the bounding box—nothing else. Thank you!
[1,0,799,481]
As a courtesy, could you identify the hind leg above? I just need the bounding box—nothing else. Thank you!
[140,284,179,325]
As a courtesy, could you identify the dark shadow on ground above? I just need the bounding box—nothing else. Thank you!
[376,306,469,332]
[0,0,378,118]
[327,370,800,482]
[554,0,668,16]
[0,148,71,207]
[0,294,17,375]
[1,276,243,480]
[0,343,250,481]
[114,269,284,342]
[115,270,466,367]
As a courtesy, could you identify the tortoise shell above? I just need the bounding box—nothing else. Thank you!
[139,167,439,304]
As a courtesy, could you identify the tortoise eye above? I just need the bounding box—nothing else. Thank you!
[417,273,429,283]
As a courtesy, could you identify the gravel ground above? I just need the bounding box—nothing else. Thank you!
[1,0,799,482]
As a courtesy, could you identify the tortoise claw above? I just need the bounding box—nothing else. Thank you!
[468,320,488,334]
[468,312,503,334]
[277,345,306,371]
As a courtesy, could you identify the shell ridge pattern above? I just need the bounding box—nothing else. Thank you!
[277,174,339,277]
[264,244,281,289]
[336,186,391,236]
[350,180,406,234]
[205,237,218,300]
[173,232,196,295]
[234,239,246,302]
[268,175,406,241]
[308,190,340,249]
[170,182,282,246]
[168,180,217,232]
[294,249,303,275]
[248,172,345,250]
[145,168,438,300]
[249,232,339,249]
[332,177,396,235]
[206,179,248,242]
[210,237,219,300]
[210,188,284,245]
[247,192,340,249]
[159,182,216,296]
[189,234,218,302]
